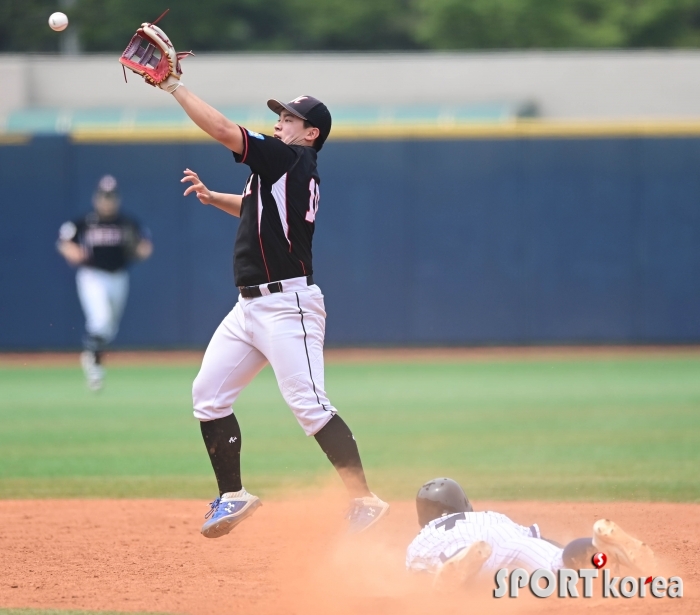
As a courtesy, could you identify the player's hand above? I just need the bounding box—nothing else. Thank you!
[181,168,213,205]
[134,239,154,260]
[57,240,87,266]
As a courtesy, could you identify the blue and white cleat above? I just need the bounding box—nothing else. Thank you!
[201,488,262,538]
[346,493,390,534]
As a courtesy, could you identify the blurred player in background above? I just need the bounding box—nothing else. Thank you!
[57,175,153,390]
[406,477,656,585]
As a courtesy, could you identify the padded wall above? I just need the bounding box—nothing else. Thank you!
[0,135,698,349]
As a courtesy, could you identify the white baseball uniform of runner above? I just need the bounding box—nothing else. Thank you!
[192,276,336,435]
[406,511,564,573]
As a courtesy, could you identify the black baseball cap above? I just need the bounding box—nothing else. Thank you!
[267,95,332,151]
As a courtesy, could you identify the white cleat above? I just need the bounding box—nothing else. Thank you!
[81,351,104,391]
[593,519,656,574]
[433,540,492,587]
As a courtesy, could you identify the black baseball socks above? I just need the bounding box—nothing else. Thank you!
[314,414,371,499]
[83,334,106,364]
[200,413,243,495]
[201,412,370,499]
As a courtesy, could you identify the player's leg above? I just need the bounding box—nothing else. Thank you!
[104,269,130,345]
[192,301,268,538]
[79,269,130,388]
[591,519,656,573]
[433,541,493,588]
[76,268,112,389]
[252,288,361,485]
[561,521,656,574]
[249,286,389,532]
[560,520,655,573]
[485,527,565,573]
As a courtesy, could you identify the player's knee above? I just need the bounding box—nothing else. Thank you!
[87,321,112,339]
[193,406,233,421]
[562,537,596,569]
[192,373,227,421]
[279,383,334,436]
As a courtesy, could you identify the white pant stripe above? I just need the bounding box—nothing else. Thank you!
[192,285,336,436]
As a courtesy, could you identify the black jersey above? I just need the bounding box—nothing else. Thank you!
[232,127,320,287]
[58,212,147,272]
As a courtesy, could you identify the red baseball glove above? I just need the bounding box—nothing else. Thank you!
[119,10,193,93]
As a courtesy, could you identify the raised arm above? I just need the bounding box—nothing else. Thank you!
[172,87,244,154]
[119,22,244,153]
[181,169,242,217]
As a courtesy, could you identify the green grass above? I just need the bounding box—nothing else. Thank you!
[0,356,699,501]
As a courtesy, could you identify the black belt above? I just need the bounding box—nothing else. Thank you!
[239,275,314,298]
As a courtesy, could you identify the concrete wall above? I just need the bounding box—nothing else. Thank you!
[2,51,700,120]
[0,58,28,120]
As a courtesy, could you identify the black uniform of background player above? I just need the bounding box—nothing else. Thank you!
[57,175,152,390]
[63,211,145,272]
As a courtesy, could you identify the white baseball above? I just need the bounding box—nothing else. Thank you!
[49,12,69,32]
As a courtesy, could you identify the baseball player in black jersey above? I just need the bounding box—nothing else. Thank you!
[156,85,390,534]
[57,175,153,390]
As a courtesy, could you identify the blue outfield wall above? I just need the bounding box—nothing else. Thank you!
[0,134,699,349]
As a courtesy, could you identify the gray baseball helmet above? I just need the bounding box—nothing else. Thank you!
[416,477,473,527]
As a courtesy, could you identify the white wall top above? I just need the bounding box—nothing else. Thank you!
[1,51,700,119]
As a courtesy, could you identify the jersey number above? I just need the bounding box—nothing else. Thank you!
[435,512,466,531]
[305,178,320,223]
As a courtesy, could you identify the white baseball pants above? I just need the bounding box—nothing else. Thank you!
[192,279,337,436]
[481,525,564,572]
[76,266,129,343]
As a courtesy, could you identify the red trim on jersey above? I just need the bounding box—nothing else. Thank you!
[239,126,249,164]
[299,260,306,274]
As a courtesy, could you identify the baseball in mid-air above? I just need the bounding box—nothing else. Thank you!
[49,12,69,32]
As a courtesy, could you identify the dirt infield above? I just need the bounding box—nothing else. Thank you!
[1,495,697,615]
[2,345,700,367]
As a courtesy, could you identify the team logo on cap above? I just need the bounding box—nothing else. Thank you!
[290,96,308,105]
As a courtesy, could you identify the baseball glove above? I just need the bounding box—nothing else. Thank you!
[119,10,193,93]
